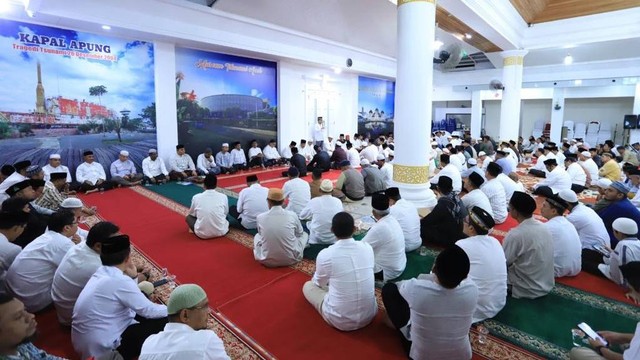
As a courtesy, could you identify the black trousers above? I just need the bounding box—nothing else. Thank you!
[582,249,605,277]
[528,169,546,178]
[117,316,167,360]
[219,166,236,174]
[79,180,114,192]
[233,163,247,171]
[143,174,167,184]
[249,157,263,167]
[571,184,586,194]
[381,283,412,357]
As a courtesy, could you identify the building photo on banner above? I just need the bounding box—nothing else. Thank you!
[0,19,156,175]
[174,47,278,160]
[357,76,395,139]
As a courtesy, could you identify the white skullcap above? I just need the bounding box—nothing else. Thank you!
[570,139,577,143]
[467,158,477,165]
[120,150,129,156]
[60,198,84,208]
[376,154,386,161]
[388,150,394,156]
[577,142,583,146]
[49,153,61,159]
[138,281,154,296]
[222,143,229,147]
[580,151,591,158]
[478,151,486,157]
[148,148,157,153]
[452,131,461,137]
[431,141,438,146]
[557,189,578,204]
[360,159,370,166]
[613,218,638,235]
[596,178,612,189]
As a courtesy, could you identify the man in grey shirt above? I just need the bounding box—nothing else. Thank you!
[335,161,365,202]
[360,159,386,195]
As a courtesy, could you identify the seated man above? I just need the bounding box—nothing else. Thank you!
[34,172,68,212]
[0,211,28,288]
[598,152,621,181]
[76,151,113,193]
[503,192,554,299]
[309,168,344,200]
[457,206,507,323]
[299,139,315,162]
[430,154,462,193]
[230,141,248,171]
[361,159,387,195]
[362,193,406,282]
[302,212,377,331]
[248,140,265,168]
[0,294,67,359]
[481,164,508,224]
[2,192,48,249]
[281,141,296,161]
[72,235,168,360]
[540,194,582,277]
[196,147,221,175]
[299,180,344,244]
[461,172,493,218]
[598,181,640,248]
[382,245,478,359]
[306,145,331,173]
[421,176,466,247]
[0,160,30,204]
[569,261,640,359]
[336,160,365,202]
[140,284,230,360]
[215,143,235,174]
[387,187,422,252]
[42,153,75,191]
[494,150,515,175]
[329,142,348,169]
[254,188,309,267]
[532,159,572,195]
[6,210,78,312]
[169,145,199,182]
[186,174,229,239]
[288,146,307,177]
[142,148,169,185]
[110,150,143,187]
[51,221,120,326]
[229,175,268,230]
[564,155,587,193]
[558,189,610,275]
[598,218,640,285]
[263,139,284,167]
[346,141,360,168]
[282,167,310,216]
[460,158,484,179]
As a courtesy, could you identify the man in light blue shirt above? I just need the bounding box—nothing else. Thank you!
[110,150,143,187]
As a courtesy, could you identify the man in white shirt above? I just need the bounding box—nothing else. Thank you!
[42,153,73,187]
[299,180,344,244]
[142,149,169,185]
[360,142,379,163]
[254,188,308,268]
[528,148,548,178]
[0,160,30,203]
[564,155,587,193]
[302,212,376,331]
[449,147,465,172]
[248,140,265,168]
[51,221,119,325]
[215,143,235,174]
[263,139,284,167]
[76,151,113,193]
[532,158,572,195]
[480,165,508,224]
[387,187,421,252]
[186,174,229,239]
[478,151,492,173]
[110,150,143,187]
[6,210,78,312]
[461,172,493,218]
[230,142,248,171]
[229,175,268,230]
[496,171,519,202]
[598,218,640,285]
[72,235,168,360]
[376,154,393,188]
[346,141,360,168]
[323,136,335,156]
[281,141,295,161]
[196,148,221,175]
[362,193,406,282]
[312,117,326,150]
[460,158,485,179]
[299,139,315,161]
[140,284,229,360]
[540,195,582,277]
[169,145,198,182]
[430,154,462,193]
[0,210,28,290]
[457,206,507,323]
[282,167,310,216]
[382,245,478,359]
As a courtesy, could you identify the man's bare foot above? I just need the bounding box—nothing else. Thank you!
[85,188,99,194]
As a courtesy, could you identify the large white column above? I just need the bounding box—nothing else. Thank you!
[471,90,483,139]
[153,41,178,165]
[498,50,528,142]
[393,0,436,208]
[549,88,565,144]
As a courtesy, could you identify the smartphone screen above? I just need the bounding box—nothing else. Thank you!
[577,322,608,346]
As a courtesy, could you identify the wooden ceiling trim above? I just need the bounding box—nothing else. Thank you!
[509,0,549,24]
[533,0,640,23]
[435,6,502,53]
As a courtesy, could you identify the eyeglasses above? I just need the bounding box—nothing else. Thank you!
[188,302,209,311]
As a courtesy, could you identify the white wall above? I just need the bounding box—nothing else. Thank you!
[564,97,634,143]
[520,99,552,140]
[484,100,501,138]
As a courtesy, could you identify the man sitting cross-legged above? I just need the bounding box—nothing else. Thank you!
[420,176,467,247]
[229,175,268,230]
[110,150,143,187]
[456,206,507,323]
[302,212,377,331]
[282,167,311,216]
[196,147,221,176]
[186,174,229,239]
[362,193,406,283]
[503,191,554,299]
[299,180,344,245]
[541,193,582,278]
[76,150,113,193]
[382,245,478,360]
[72,234,168,360]
[597,218,640,286]
[253,188,309,268]
[461,171,493,219]
[387,187,422,252]
[597,181,640,249]
[142,148,169,185]
[0,210,28,291]
[169,144,201,183]
[140,284,230,360]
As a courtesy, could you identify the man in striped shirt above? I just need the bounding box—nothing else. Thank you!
[34,172,67,212]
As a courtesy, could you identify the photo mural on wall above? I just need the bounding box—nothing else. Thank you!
[174,47,278,161]
[0,19,156,177]
[358,76,395,139]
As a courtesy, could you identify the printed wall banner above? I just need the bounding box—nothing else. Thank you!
[0,19,156,177]
[175,47,277,163]
[358,76,395,139]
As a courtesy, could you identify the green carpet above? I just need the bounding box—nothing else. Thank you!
[145,183,640,360]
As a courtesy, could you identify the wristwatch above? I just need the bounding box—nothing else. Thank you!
[595,345,607,355]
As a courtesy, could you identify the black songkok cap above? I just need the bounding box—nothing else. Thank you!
[543,158,557,166]
[619,262,640,291]
[546,194,569,211]
[509,191,536,216]
[176,144,185,150]
[495,150,507,156]
[1,164,15,176]
[101,234,131,254]
[246,175,259,183]
[0,210,30,228]
[437,176,453,192]
[487,161,502,174]
[371,193,389,211]
[29,179,45,189]
[468,171,485,188]
[385,187,400,198]
[13,160,31,171]
[469,206,495,230]
[50,172,67,181]
[83,150,93,157]
[6,180,32,196]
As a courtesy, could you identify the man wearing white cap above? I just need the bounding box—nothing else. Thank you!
[461,157,484,179]
[42,153,72,187]
[299,180,344,244]
[598,218,640,285]
[110,150,143,187]
[592,178,613,212]
[477,151,492,172]
[360,141,379,163]
[598,181,640,248]
[450,131,462,147]
[140,284,229,360]
[142,149,169,185]
[578,151,598,185]
[60,197,93,241]
[214,143,235,174]
[376,153,393,188]
[540,194,582,277]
